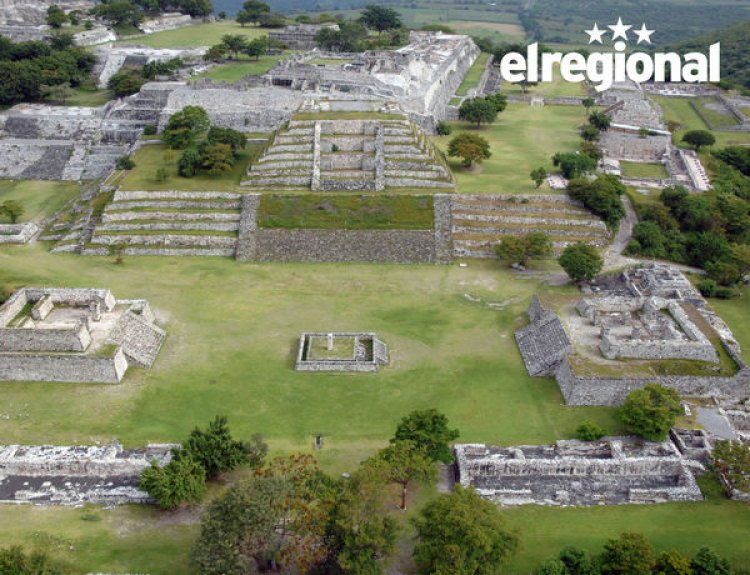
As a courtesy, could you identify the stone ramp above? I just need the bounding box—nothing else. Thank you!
[88,190,242,257]
[451,195,610,258]
[107,310,166,368]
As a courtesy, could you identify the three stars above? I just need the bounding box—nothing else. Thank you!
[585,18,655,44]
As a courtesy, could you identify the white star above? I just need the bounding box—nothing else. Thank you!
[633,23,655,44]
[585,23,608,44]
[608,17,632,41]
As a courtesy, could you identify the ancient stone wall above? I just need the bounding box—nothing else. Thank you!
[0,347,128,384]
[0,322,91,352]
[0,223,39,244]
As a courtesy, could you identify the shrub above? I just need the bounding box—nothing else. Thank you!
[140,452,207,509]
[447,133,491,168]
[715,287,737,299]
[436,121,452,136]
[143,124,157,136]
[697,278,718,297]
[576,421,606,441]
[558,243,603,283]
[619,384,682,441]
[115,156,135,170]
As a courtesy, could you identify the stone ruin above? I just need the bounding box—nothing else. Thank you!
[0,222,39,245]
[295,332,388,372]
[138,12,193,35]
[0,442,175,505]
[0,287,165,383]
[263,32,480,126]
[516,264,750,405]
[454,435,704,507]
[269,23,340,50]
[0,0,94,41]
[243,99,454,192]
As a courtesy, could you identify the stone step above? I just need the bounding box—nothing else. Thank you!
[259,152,313,162]
[242,176,312,187]
[90,234,238,247]
[97,222,240,232]
[102,210,240,223]
[105,200,242,211]
[453,227,607,240]
[451,213,607,230]
[320,170,375,179]
[385,177,454,189]
[113,191,240,201]
[451,201,594,217]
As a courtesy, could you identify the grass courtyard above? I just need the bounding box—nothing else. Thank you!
[619,161,669,180]
[0,180,82,224]
[0,245,749,572]
[122,21,269,49]
[434,103,584,194]
[195,54,287,82]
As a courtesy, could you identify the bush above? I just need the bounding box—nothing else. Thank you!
[566,176,625,229]
[576,421,606,441]
[436,121,452,136]
[140,452,207,509]
[178,147,201,177]
[143,124,157,136]
[115,155,135,170]
[697,278,718,297]
[619,384,682,441]
[558,243,603,283]
[715,287,737,299]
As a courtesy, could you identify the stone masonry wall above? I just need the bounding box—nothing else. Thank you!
[0,323,91,352]
[0,347,128,384]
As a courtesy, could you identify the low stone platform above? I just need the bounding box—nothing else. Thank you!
[295,332,388,372]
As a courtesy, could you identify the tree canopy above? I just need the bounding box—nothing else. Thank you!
[448,133,491,168]
[558,242,603,282]
[459,97,498,127]
[619,384,682,441]
[391,408,459,463]
[682,129,716,151]
[359,5,403,33]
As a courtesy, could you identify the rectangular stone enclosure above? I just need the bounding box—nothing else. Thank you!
[295,332,388,372]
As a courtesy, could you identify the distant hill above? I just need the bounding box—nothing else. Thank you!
[669,19,750,89]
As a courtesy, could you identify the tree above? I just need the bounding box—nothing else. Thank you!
[92,0,144,28]
[221,34,248,60]
[412,486,519,575]
[552,152,597,179]
[391,408,459,463]
[582,96,595,112]
[655,550,692,575]
[575,420,606,441]
[530,166,547,188]
[115,155,135,170]
[238,0,270,26]
[485,92,508,113]
[371,440,434,510]
[712,439,750,494]
[580,124,601,142]
[200,142,235,174]
[566,176,625,229]
[619,384,682,441]
[243,36,268,60]
[164,105,210,149]
[447,133,491,168]
[183,415,250,479]
[589,110,611,131]
[207,126,246,154]
[496,231,553,266]
[107,67,145,97]
[359,5,402,34]
[599,532,656,575]
[178,146,201,177]
[459,97,498,127]
[155,167,168,183]
[258,13,286,28]
[558,242,603,283]
[327,464,399,574]
[140,452,207,510]
[179,0,213,18]
[690,547,730,575]
[1,200,24,224]
[47,5,67,28]
[315,21,368,52]
[204,43,227,62]
[536,559,568,575]
[436,121,452,136]
[682,130,716,151]
[558,545,597,575]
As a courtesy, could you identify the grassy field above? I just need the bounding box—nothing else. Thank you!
[196,54,286,81]
[66,88,115,107]
[455,52,490,97]
[502,70,586,99]
[447,20,525,43]
[258,194,435,229]
[651,95,750,148]
[434,103,583,194]
[0,180,82,224]
[118,143,262,192]
[620,161,669,179]
[122,21,269,48]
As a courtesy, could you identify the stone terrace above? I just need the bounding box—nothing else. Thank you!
[454,437,704,506]
[451,194,610,258]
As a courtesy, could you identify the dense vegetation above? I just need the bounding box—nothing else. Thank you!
[0,35,95,106]
[626,152,750,291]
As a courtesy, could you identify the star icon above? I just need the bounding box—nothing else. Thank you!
[633,23,655,44]
[608,17,632,41]
[585,22,608,44]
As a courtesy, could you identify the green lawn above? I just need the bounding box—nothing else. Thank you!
[66,88,115,107]
[196,54,286,81]
[118,143,262,192]
[455,52,490,97]
[694,96,740,128]
[122,21,269,48]
[0,180,82,224]
[502,69,586,99]
[620,161,669,180]
[258,194,435,230]
[434,103,583,194]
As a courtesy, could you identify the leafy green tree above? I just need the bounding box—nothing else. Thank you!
[1,200,24,224]
[496,232,552,266]
[200,142,235,174]
[391,408,459,463]
[690,547,730,575]
[115,155,135,170]
[155,166,168,183]
[315,21,368,51]
[92,0,144,27]
[243,36,268,60]
[371,440,434,510]
[178,146,201,177]
[655,549,692,575]
[588,110,611,131]
[207,126,246,155]
[599,532,656,575]
[580,124,601,142]
[178,0,212,17]
[359,5,402,33]
[558,545,597,575]
[107,66,145,97]
[536,559,569,575]
[459,97,498,127]
[221,34,248,60]
[619,384,682,441]
[164,105,210,149]
[327,464,399,574]
[140,452,207,509]
[575,420,606,441]
[485,92,508,113]
[567,176,625,229]
[436,121,452,136]
[204,43,227,62]
[552,152,597,179]
[257,12,286,28]
[582,96,595,112]
[448,133,491,168]
[183,415,250,479]
[46,5,67,28]
[713,439,750,493]
[412,486,519,575]
[237,0,269,26]
[682,130,716,151]
[558,242,603,283]
[530,166,547,188]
